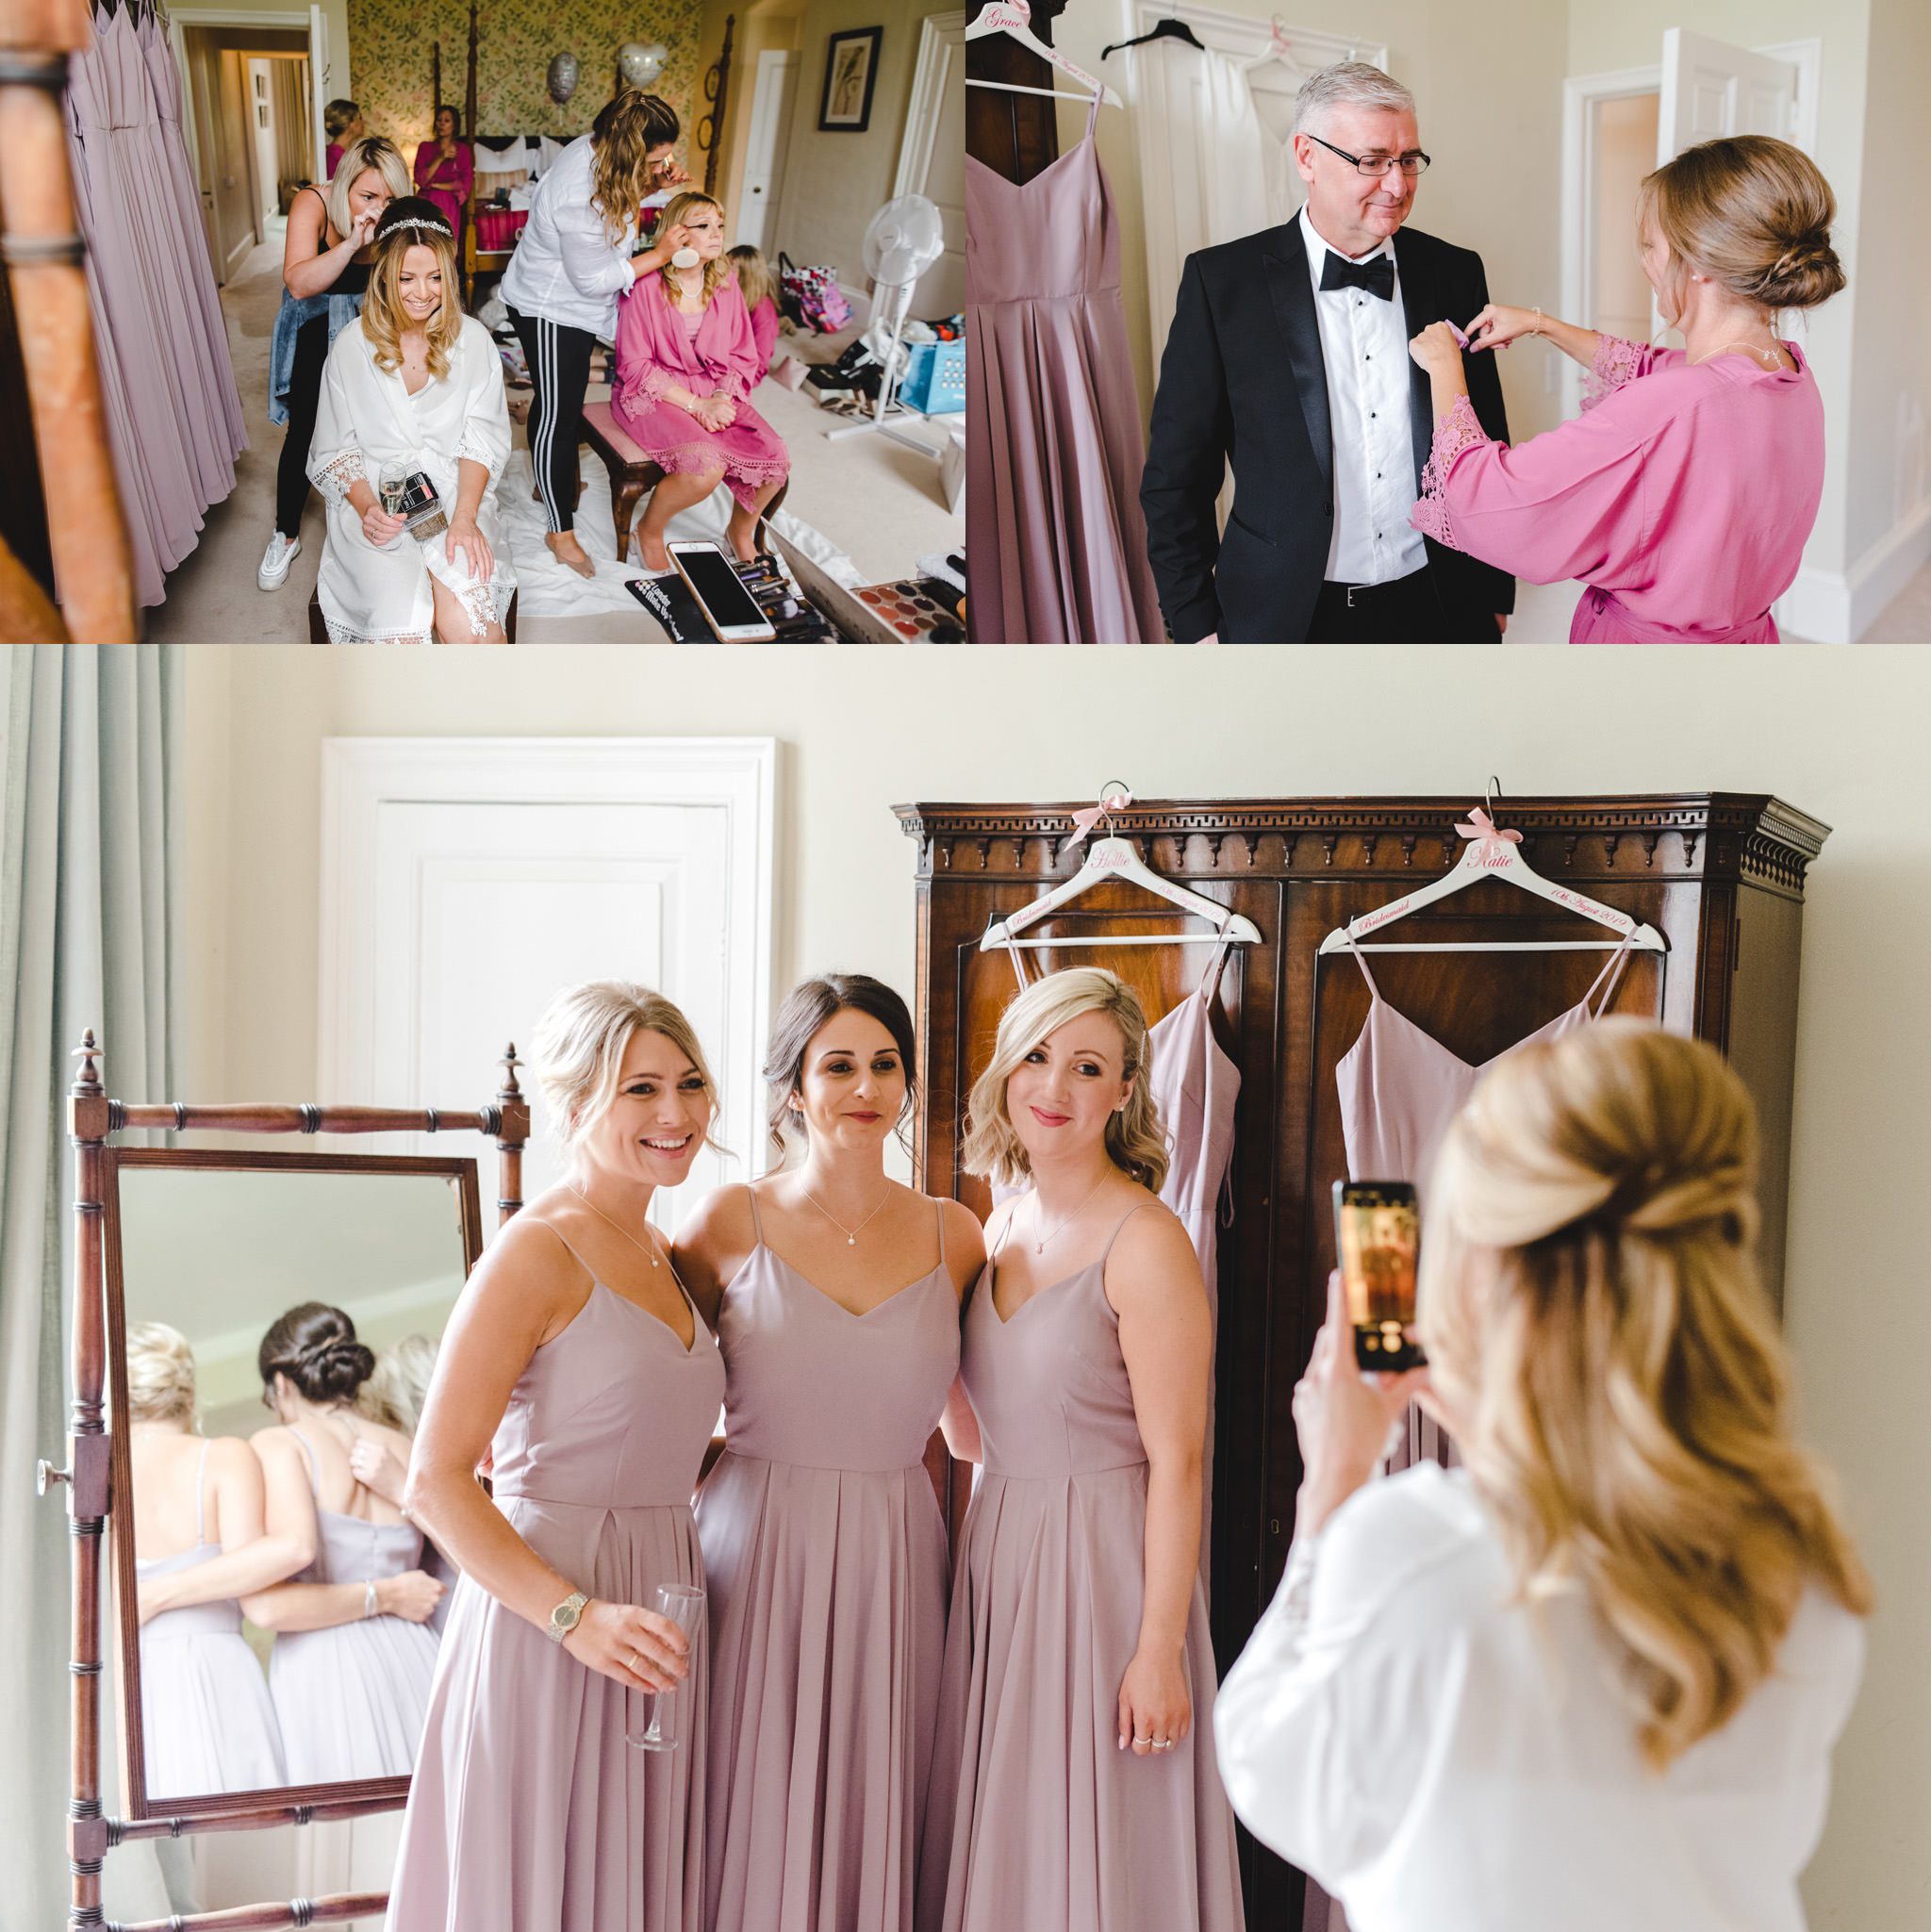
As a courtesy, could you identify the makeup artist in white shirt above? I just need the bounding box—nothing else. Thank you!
[1142,61,1515,643]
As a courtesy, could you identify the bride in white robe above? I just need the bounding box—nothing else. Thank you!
[306,198,516,643]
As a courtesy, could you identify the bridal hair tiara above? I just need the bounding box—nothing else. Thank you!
[379,213,455,241]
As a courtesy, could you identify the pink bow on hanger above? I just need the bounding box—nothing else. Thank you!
[1066,785,1133,851]
[1454,805,1522,851]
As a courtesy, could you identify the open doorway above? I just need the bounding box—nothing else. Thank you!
[173,11,318,285]
[1560,29,1817,418]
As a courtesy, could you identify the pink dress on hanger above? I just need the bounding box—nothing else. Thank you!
[1335,931,1634,1206]
[1410,337,1823,642]
[695,1189,958,1932]
[966,92,1165,642]
[919,1204,1246,1932]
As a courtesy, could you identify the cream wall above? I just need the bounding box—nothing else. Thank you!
[176,645,1930,1927]
[1844,0,1931,596]
[771,0,949,296]
[701,0,806,235]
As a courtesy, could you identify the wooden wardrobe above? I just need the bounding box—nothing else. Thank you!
[895,790,1824,1927]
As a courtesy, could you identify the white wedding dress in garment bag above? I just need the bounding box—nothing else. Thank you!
[1190,48,1297,531]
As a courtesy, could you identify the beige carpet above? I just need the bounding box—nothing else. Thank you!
[149,246,963,644]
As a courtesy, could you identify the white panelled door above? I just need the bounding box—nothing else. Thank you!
[740,50,798,256]
[319,738,776,1244]
[893,11,966,318]
[1659,29,1797,157]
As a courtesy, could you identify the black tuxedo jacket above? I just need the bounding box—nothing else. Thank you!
[1141,215,1516,643]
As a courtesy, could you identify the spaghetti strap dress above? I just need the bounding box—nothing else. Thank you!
[966,91,1165,642]
[696,1187,959,1932]
[136,1439,287,1797]
[920,1204,1245,1932]
[386,1261,725,1932]
[269,1426,442,1781]
[1004,933,1241,1589]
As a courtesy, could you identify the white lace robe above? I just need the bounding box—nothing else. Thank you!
[307,315,516,643]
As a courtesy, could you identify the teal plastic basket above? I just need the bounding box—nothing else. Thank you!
[901,339,966,414]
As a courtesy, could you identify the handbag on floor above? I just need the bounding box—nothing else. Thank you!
[779,252,852,333]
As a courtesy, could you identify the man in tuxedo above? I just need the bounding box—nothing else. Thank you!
[1142,62,1514,643]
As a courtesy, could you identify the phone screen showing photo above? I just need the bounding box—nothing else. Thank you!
[1333,1180,1426,1370]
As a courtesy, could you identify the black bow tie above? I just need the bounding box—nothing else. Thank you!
[1321,250,1395,301]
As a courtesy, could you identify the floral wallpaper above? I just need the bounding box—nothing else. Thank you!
[348,0,708,163]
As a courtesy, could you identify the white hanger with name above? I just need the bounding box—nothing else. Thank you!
[982,785,1263,951]
[1316,782,1668,955]
[965,0,1122,108]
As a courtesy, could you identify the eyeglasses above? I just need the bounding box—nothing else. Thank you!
[1304,133,1431,178]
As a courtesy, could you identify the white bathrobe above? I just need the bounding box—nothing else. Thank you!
[308,314,516,642]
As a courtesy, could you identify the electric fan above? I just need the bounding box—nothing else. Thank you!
[826,193,948,456]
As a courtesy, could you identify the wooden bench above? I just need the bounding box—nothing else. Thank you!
[580,401,789,563]
[307,582,519,643]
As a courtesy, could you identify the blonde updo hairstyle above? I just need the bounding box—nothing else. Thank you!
[125,1321,197,1426]
[359,1333,441,1434]
[962,967,1169,1194]
[1418,1018,1870,1772]
[1638,134,1844,319]
[529,980,723,1173]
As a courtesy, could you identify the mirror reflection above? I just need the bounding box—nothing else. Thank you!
[117,1164,473,1804]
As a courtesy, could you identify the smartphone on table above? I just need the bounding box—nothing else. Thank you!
[1332,1180,1426,1371]
[668,540,777,642]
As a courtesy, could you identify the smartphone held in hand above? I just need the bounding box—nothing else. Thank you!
[1332,1180,1426,1372]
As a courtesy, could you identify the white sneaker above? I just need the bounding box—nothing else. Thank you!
[257,531,301,589]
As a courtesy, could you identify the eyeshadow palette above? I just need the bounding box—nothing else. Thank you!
[853,578,967,643]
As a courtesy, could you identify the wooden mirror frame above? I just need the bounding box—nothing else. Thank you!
[49,1032,531,1932]
[105,1146,486,1826]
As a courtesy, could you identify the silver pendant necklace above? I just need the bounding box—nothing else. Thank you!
[800,1181,895,1247]
[1032,1173,1112,1253]
[569,1184,661,1269]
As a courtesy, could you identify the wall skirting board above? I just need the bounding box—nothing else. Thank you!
[1778,498,1931,643]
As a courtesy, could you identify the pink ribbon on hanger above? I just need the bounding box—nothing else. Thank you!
[1455,805,1522,852]
[1066,785,1133,851]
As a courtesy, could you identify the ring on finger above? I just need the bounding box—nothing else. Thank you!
[1133,1732,1152,1745]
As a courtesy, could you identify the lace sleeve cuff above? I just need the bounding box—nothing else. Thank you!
[1583,334,1648,411]
[454,429,499,477]
[312,449,365,504]
[1410,393,1489,549]
[1274,1534,1322,1652]
[638,362,682,403]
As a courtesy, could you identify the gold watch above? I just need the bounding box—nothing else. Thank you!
[547,1589,588,1643]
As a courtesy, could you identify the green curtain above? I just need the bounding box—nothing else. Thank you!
[0,645,183,1929]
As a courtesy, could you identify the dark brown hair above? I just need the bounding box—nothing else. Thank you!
[258,1303,376,1405]
[763,974,917,1156]
[1640,135,1844,313]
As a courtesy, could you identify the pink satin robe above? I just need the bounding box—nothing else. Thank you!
[412,140,473,242]
[612,271,789,511]
[1410,336,1824,642]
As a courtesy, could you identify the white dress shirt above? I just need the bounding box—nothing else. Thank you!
[500,135,638,339]
[1298,211,1427,586]
[1214,1463,1865,1932]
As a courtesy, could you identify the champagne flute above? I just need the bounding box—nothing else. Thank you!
[378,466,410,539]
[624,1582,705,1752]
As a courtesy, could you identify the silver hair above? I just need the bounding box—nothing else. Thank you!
[1292,61,1417,140]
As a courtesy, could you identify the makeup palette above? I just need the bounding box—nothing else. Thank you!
[853,579,966,642]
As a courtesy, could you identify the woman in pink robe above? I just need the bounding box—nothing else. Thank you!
[1406,133,1845,643]
[412,106,473,247]
[613,190,790,569]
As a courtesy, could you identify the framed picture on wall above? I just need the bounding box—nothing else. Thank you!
[819,26,882,132]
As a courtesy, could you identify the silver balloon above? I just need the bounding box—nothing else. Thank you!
[547,50,580,104]
[618,41,666,87]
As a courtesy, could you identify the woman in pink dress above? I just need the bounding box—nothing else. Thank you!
[675,975,982,1932]
[612,190,790,570]
[921,968,1244,1932]
[385,982,727,1932]
[412,105,473,245]
[726,244,780,387]
[1406,135,1845,642]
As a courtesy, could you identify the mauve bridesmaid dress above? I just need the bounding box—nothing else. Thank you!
[920,1203,1245,1932]
[386,1268,725,1932]
[697,1187,959,1932]
[136,1441,287,1798]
